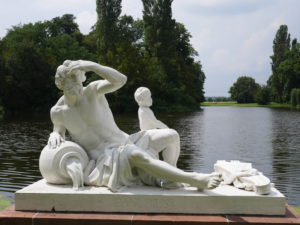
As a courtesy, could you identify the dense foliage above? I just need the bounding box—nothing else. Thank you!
[0,1,205,116]
[229,76,259,103]
[268,25,300,103]
[206,97,232,102]
[141,0,205,111]
[255,85,271,105]
[0,15,96,115]
[291,88,300,107]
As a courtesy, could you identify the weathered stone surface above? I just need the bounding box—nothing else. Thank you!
[15,179,285,215]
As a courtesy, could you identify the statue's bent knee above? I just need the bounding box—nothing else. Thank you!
[39,141,89,189]
[168,129,179,140]
[129,149,151,165]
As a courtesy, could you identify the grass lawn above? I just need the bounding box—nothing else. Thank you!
[294,206,300,215]
[0,195,11,211]
[201,101,292,109]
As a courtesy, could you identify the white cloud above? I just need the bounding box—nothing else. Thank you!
[33,0,95,11]
[76,11,97,34]
[179,0,237,8]
[210,49,231,68]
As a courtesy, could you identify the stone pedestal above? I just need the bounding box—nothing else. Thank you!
[1,205,300,225]
[15,179,285,215]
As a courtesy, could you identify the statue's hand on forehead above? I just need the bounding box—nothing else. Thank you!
[67,60,96,75]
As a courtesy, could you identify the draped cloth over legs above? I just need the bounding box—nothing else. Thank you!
[84,131,159,192]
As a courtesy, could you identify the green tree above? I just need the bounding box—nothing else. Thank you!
[117,16,144,44]
[95,1,151,112]
[174,22,206,103]
[0,22,53,113]
[277,39,300,102]
[142,0,179,87]
[0,15,96,115]
[229,76,259,103]
[0,39,4,103]
[269,25,291,102]
[96,0,122,66]
[291,88,298,106]
[47,14,79,37]
[255,85,271,105]
[143,0,176,59]
[142,0,205,110]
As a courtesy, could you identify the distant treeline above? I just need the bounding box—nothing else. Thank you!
[0,0,205,117]
[229,25,300,105]
[206,97,233,102]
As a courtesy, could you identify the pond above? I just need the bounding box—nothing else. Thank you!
[0,106,299,206]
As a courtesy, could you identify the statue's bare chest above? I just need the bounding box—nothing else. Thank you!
[61,97,106,136]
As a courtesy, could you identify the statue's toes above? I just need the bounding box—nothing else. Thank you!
[207,179,221,189]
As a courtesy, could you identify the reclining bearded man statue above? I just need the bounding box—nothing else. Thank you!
[42,60,221,192]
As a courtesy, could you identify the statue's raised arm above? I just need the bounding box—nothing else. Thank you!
[67,60,127,94]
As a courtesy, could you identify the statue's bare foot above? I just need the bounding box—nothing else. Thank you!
[192,172,222,191]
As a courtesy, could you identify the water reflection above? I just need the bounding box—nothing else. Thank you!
[270,109,300,203]
[0,119,51,201]
[0,107,299,206]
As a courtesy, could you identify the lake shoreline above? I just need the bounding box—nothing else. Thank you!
[201,102,300,110]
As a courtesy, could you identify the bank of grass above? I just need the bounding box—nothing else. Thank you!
[201,101,292,109]
[0,195,11,211]
[294,206,300,215]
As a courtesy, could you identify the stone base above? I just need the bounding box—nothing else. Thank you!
[1,205,300,225]
[15,179,285,215]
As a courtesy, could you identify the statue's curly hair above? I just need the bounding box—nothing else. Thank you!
[55,60,86,90]
[54,60,72,90]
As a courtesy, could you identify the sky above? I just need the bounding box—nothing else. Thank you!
[1,0,300,96]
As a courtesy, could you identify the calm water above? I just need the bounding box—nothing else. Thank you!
[0,107,300,205]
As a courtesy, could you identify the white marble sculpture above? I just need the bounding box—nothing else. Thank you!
[214,160,271,194]
[40,60,221,192]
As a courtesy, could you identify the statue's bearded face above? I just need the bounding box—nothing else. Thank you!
[64,70,85,98]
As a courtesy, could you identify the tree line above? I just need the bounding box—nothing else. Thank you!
[206,97,232,102]
[229,25,300,106]
[0,0,205,117]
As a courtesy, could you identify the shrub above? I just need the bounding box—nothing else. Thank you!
[256,85,271,105]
